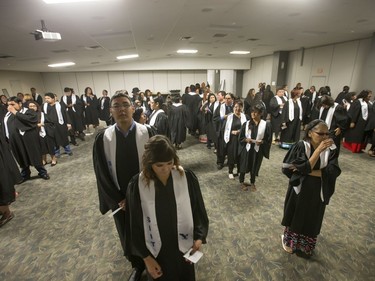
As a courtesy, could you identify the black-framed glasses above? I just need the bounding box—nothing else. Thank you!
[312,131,330,136]
[111,103,131,110]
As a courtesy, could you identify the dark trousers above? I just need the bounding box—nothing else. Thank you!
[216,132,226,165]
[21,165,47,178]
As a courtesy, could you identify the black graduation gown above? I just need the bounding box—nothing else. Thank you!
[0,124,21,205]
[281,141,341,237]
[262,90,274,114]
[280,100,302,144]
[345,99,369,143]
[224,114,243,167]
[0,104,7,122]
[5,109,43,168]
[205,102,217,144]
[98,96,111,123]
[43,103,70,147]
[197,101,207,135]
[319,104,348,150]
[81,95,99,126]
[300,96,312,125]
[60,95,85,132]
[365,103,375,145]
[269,96,287,136]
[168,104,188,145]
[238,121,272,176]
[183,93,202,133]
[127,169,209,281]
[150,110,169,137]
[37,112,55,156]
[243,94,262,116]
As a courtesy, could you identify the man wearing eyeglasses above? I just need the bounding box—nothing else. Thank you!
[93,92,153,281]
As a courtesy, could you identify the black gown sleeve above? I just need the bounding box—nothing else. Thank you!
[321,149,341,205]
[185,169,209,243]
[282,141,311,186]
[92,132,125,214]
[261,121,272,159]
[15,109,38,130]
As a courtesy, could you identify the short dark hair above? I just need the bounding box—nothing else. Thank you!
[64,87,71,93]
[110,92,131,106]
[44,92,55,99]
[133,107,144,123]
[8,96,23,104]
[320,95,334,107]
[303,119,328,141]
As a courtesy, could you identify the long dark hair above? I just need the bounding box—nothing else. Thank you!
[141,135,182,186]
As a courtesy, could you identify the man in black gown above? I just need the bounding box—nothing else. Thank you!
[4,96,49,181]
[93,93,153,281]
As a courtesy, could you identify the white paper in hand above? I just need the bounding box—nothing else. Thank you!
[183,248,203,263]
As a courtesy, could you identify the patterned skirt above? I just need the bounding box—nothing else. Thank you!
[283,227,317,255]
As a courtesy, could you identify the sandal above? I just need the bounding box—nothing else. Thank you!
[250,184,257,192]
[281,235,293,254]
[0,212,14,227]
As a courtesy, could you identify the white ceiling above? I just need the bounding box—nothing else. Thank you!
[0,0,374,72]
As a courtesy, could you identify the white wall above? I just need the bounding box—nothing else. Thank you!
[0,38,372,100]
[40,70,207,97]
[0,71,44,97]
[242,55,273,97]
[286,38,371,98]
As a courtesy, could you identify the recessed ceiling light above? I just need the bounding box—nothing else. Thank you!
[230,51,250,55]
[116,54,139,60]
[177,49,198,54]
[43,0,100,3]
[48,62,75,67]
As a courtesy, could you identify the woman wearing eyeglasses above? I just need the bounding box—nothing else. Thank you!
[280,119,341,258]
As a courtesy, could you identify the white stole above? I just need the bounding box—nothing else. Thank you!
[4,112,11,139]
[40,112,46,138]
[213,101,219,113]
[4,108,28,137]
[358,98,368,120]
[319,103,338,129]
[275,96,286,114]
[102,123,148,190]
[173,102,182,107]
[149,109,165,126]
[245,119,267,152]
[138,167,194,257]
[288,99,302,121]
[219,103,226,119]
[44,102,64,125]
[290,141,331,202]
[224,113,247,143]
[63,94,77,112]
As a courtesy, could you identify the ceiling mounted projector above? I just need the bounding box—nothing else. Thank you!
[31,20,61,42]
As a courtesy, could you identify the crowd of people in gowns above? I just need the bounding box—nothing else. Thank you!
[1,81,374,280]
[0,86,111,227]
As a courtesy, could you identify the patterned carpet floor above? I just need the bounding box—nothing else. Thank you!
[0,128,374,281]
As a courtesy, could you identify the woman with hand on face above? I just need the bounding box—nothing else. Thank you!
[127,135,209,281]
[281,119,341,258]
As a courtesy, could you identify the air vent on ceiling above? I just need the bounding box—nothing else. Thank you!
[85,46,101,50]
[179,36,192,41]
[91,62,100,64]
[213,33,227,38]
[52,49,69,53]
[201,8,213,12]
[0,55,14,59]
[247,38,259,41]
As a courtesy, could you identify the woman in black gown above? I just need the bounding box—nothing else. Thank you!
[281,119,341,258]
[127,135,209,281]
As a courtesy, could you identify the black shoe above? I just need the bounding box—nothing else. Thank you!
[68,152,73,156]
[296,250,313,259]
[18,176,30,184]
[70,142,79,146]
[40,174,50,180]
[217,164,223,170]
[128,268,143,281]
